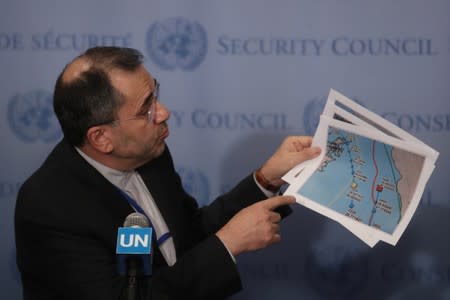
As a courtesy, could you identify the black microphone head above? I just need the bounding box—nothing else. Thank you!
[123,212,149,228]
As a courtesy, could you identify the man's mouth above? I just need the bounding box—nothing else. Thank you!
[159,124,169,139]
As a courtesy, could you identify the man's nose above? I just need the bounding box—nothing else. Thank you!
[153,101,170,124]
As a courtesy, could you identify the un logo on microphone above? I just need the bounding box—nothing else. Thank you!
[176,166,210,206]
[8,90,62,143]
[146,17,208,71]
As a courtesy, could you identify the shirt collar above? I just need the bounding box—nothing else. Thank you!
[75,147,134,189]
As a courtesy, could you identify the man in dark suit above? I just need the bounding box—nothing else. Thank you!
[15,47,321,299]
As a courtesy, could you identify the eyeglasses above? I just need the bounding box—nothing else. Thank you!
[110,79,160,125]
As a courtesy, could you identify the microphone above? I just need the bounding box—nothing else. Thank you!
[124,212,150,227]
[116,212,153,300]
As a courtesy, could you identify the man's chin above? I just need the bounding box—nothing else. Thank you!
[158,142,166,154]
[152,142,166,159]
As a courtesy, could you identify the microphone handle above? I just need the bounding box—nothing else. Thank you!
[122,258,139,300]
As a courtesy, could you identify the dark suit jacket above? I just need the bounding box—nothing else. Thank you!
[15,139,269,300]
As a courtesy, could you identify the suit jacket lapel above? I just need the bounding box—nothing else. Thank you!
[56,139,170,267]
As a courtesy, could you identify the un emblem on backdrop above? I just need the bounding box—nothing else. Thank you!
[303,97,327,135]
[146,17,208,71]
[303,96,366,135]
[176,166,210,206]
[8,90,61,143]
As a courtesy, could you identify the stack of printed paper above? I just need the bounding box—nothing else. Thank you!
[283,89,439,247]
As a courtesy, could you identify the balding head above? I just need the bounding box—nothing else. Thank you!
[53,47,145,146]
[61,57,93,84]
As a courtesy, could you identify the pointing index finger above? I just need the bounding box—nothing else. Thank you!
[262,195,296,211]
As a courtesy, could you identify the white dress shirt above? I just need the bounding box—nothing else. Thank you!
[76,148,177,266]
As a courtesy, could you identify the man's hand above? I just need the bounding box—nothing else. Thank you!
[258,136,321,188]
[215,196,296,256]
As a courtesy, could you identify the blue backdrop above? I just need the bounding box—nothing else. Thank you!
[1,1,449,299]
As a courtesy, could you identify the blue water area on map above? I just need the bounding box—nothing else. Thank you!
[299,127,402,234]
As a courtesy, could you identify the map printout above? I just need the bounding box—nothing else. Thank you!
[298,126,425,234]
[283,89,438,246]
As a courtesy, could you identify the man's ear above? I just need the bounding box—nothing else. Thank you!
[86,126,114,154]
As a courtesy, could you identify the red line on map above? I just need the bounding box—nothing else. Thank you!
[371,140,379,205]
